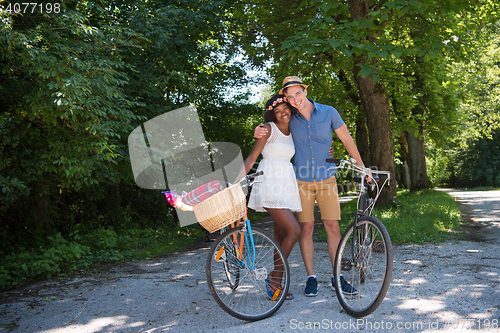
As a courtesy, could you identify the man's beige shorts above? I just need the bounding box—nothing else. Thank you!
[296,176,341,223]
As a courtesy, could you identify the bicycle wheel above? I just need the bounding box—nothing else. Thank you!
[333,215,393,317]
[206,225,290,321]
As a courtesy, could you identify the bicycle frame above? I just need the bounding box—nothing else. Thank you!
[326,158,391,262]
[218,172,263,273]
[217,219,257,272]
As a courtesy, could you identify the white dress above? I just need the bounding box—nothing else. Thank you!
[248,122,302,212]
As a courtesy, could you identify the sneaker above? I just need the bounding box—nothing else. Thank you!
[304,277,318,297]
[339,276,358,295]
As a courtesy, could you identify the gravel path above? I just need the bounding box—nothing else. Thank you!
[1,190,499,332]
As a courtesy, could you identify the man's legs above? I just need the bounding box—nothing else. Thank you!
[299,220,315,276]
[322,219,341,274]
[316,176,357,294]
[299,220,318,296]
[297,179,319,296]
[299,218,341,292]
[315,176,341,274]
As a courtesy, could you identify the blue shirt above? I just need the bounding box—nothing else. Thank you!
[289,99,345,182]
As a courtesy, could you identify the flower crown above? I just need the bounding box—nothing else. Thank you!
[267,97,288,110]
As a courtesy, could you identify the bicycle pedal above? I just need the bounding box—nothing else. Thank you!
[271,287,281,302]
[215,246,226,261]
[341,258,352,271]
[254,267,268,281]
[372,240,385,253]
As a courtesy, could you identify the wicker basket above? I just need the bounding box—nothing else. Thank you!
[194,183,246,233]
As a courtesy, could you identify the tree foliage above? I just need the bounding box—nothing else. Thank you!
[0,0,254,285]
[427,25,500,188]
[232,0,500,195]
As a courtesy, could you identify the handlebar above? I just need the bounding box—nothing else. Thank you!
[326,158,390,182]
[325,158,343,164]
[247,171,263,179]
[326,158,391,215]
[231,171,263,188]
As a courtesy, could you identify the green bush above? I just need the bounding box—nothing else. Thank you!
[0,224,205,291]
[0,233,91,289]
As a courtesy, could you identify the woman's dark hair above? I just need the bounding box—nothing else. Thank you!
[263,94,297,122]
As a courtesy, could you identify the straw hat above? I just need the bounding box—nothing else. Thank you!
[279,76,308,94]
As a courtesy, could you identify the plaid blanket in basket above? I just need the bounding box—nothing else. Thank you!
[181,180,222,206]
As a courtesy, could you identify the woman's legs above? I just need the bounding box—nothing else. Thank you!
[266,208,301,256]
[265,208,301,290]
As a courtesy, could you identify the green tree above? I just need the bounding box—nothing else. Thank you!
[233,0,500,201]
[428,25,500,188]
[1,3,143,237]
[0,0,254,248]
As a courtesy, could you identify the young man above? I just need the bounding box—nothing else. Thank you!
[255,76,368,296]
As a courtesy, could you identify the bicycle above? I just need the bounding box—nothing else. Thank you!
[326,158,393,318]
[193,171,290,321]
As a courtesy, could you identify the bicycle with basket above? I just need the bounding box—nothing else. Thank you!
[168,171,290,321]
[326,158,393,318]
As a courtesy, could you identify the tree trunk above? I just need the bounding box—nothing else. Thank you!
[108,183,122,223]
[337,69,370,166]
[353,70,396,205]
[408,59,430,190]
[398,132,410,189]
[355,117,370,167]
[407,126,429,190]
[349,0,396,205]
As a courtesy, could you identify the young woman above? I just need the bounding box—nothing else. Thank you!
[235,94,302,300]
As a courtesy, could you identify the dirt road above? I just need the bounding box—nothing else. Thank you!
[1,190,499,332]
[440,189,500,242]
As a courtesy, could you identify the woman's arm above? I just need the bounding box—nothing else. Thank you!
[235,123,271,181]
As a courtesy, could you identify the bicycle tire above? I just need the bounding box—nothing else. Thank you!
[333,215,393,317]
[357,193,369,213]
[206,225,290,321]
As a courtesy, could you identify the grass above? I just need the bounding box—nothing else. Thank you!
[318,189,465,244]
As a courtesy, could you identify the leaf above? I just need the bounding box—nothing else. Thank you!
[428,49,441,57]
[359,66,373,79]
[378,50,389,59]
[341,47,353,57]
[392,48,403,58]
[328,38,341,49]
[281,41,291,50]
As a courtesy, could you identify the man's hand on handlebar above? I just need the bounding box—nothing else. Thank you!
[366,172,374,183]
